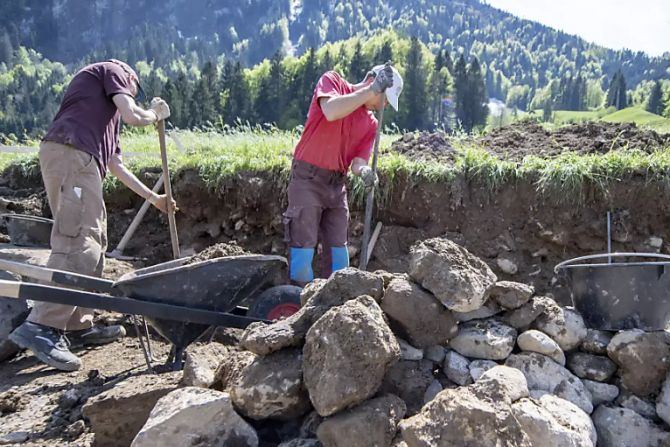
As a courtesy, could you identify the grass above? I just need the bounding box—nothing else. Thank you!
[602,107,670,134]
[3,126,670,206]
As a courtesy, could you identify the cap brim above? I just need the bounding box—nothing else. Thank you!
[386,91,399,111]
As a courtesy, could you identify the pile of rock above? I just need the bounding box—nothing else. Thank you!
[84,237,670,446]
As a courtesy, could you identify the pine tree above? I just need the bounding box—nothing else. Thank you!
[376,40,393,65]
[222,62,249,124]
[320,49,333,72]
[647,80,664,115]
[454,54,469,130]
[606,70,628,110]
[399,37,428,130]
[466,56,489,131]
[348,40,366,82]
[255,51,284,125]
[0,30,12,64]
[443,50,454,74]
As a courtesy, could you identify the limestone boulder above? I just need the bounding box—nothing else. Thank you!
[534,306,587,351]
[408,238,497,313]
[488,281,534,310]
[443,350,472,386]
[500,295,556,330]
[567,352,617,382]
[449,319,517,360]
[182,342,229,388]
[316,395,406,447]
[607,329,670,397]
[517,329,565,365]
[469,360,499,382]
[581,329,613,355]
[131,387,258,447]
[592,406,670,447]
[582,380,619,407]
[304,296,400,416]
[231,348,311,420]
[381,360,434,416]
[381,278,458,348]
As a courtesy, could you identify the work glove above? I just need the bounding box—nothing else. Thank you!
[371,65,394,94]
[359,166,378,189]
[150,97,171,121]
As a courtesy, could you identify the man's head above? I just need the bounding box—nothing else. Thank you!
[365,64,403,111]
[107,59,146,102]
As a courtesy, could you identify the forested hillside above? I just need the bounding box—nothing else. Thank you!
[1,0,669,139]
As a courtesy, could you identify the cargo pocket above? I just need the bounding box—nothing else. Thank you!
[56,185,84,238]
[282,208,301,243]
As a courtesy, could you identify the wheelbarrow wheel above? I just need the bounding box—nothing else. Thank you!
[247,285,302,321]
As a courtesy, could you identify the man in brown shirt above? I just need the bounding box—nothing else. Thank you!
[10,60,174,371]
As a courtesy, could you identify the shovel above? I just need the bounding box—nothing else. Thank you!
[158,120,181,259]
[359,79,387,271]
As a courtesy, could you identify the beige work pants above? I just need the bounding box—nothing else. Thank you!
[27,141,107,331]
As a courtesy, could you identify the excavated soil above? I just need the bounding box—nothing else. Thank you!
[186,241,248,264]
[392,121,670,163]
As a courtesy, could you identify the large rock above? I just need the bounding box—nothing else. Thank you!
[449,319,517,360]
[592,406,670,447]
[398,338,424,361]
[304,296,400,416]
[131,387,258,447]
[0,270,28,362]
[443,350,472,386]
[581,329,613,355]
[512,395,596,446]
[182,342,229,388]
[567,352,617,382]
[469,360,499,381]
[488,281,534,310]
[82,372,181,447]
[607,330,670,397]
[452,299,502,322]
[500,295,556,330]
[505,352,593,413]
[278,440,322,447]
[243,269,383,356]
[400,366,531,447]
[408,238,497,313]
[381,360,435,416]
[617,393,657,420]
[381,278,458,348]
[316,395,406,447]
[534,306,587,351]
[657,375,670,425]
[212,349,256,391]
[582,380,619,407]
[231,348,311,420]
[517,329,565,365]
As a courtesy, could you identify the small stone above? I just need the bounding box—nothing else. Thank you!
[489,281,534,309]
[453,300,502,322]
[648,236,664,249]
[567,352,617,382]
[424,345,446,363]
[469,360,498,382]
[0,431,29,444]
[443,350,472,386]
[582,379,619,407]
[617,393,657,420]
[534,306,587,351]
[64,420,86,439]
[500,296,556,330]
[581,329,612,355]
[517,329,565,365]
[398,338,424,361]
[423,380,443,404]
[657,375,670,426]
[450,319,517,360]
[496,258,518,275]
[60,388,82,410]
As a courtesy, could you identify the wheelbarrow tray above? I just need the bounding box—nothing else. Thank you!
[112,254,286,346]
[1,214,53,248]
[556,253,670,331]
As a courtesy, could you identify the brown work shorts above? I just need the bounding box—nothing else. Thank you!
[283,159,349,249]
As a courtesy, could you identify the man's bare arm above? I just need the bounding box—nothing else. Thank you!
[112,94,158,127]
[319,87,380,121]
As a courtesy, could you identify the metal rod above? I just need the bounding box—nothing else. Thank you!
[607,211,612,264]
[131,315,154,373]
[142,316,153,361]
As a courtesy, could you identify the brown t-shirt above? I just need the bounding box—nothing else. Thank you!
[43,61,134,177]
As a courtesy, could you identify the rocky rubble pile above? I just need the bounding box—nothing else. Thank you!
[83,237,670,446]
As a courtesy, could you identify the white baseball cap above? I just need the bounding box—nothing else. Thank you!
[371,64,404,111]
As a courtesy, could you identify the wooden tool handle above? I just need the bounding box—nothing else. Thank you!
[158,120,181,259]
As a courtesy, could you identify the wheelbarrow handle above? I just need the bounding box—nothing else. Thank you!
[0,279,266,328]
[0,259,114,292]
[554,252,670,273]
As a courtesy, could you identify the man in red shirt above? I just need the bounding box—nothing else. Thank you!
[284,64,403,284]
[10,60,174,371]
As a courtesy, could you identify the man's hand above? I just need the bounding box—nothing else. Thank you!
[148,193,177,214]
[371,65,394,94]
[359,165,378,189]
[150,97,171,121]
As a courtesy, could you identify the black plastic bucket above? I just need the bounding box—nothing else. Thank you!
[555,253,670,331]
[2,214,53,248]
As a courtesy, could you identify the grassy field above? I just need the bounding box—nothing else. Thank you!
[601,107,670,133]
[3,126,670,206]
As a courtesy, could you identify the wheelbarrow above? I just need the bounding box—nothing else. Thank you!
[0,254,300,369]
[555,253,670,331]
[0,214,53,248]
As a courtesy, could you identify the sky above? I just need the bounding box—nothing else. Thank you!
[484,0,670,57]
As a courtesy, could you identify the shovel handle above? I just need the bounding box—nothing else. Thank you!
[158,120,180,259]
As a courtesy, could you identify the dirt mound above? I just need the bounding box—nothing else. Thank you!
[478,121,670,161]
[391,122,670,164]
[391,132,458,163]
[187,241,248,264]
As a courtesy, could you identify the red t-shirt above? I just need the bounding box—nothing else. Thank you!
[43,62,134,177]
[293,71,378,173]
